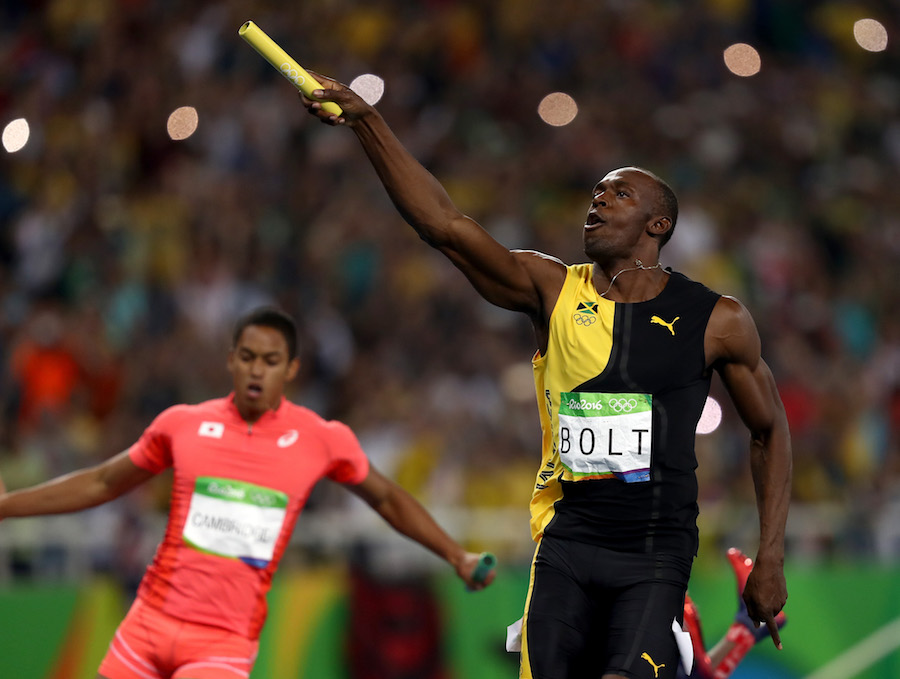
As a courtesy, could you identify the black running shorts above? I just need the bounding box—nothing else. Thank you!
[520,535,693,679]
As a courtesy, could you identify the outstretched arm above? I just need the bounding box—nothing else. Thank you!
[347,466,494,590]
[707,297,792,649]
[0,450,156,520]
[299,74,566,319]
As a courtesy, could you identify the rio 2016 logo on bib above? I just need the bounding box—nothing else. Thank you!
[557,392,653,483]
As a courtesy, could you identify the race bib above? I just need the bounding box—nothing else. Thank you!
[182,477,288,568]
[557,392,653,483]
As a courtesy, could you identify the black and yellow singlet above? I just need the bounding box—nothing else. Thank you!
[530,263,721,556]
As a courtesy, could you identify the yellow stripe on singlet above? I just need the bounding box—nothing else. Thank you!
[529,263,616,541]
[518,538,542,679]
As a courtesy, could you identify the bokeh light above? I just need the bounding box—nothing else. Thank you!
[167,106,199,141]
[696,397,722,435]
[538,92,578,127]
[854,18,888,52]
[2,118,30,153]
[723,43,761,77]
[350,74,385,106]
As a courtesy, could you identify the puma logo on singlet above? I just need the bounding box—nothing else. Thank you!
[650,315,679,335]
[641,652,666,677]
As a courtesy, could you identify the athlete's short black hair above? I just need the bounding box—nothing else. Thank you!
[232,306,298,360]
[621,165,678,249]
[628,166,679,248]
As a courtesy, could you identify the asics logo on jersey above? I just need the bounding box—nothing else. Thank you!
[277,429,299,448]
[574,301,598,326]
[641,652,665,678]
[650,315,679,335]
[198,422,225,438]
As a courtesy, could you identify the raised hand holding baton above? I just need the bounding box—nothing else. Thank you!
[238,21,343,116]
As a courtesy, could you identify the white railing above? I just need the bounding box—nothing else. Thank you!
[0,500,889,583]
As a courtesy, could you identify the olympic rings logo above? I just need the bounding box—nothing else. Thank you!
[574,314,596,326]
[607,398,638,413]
[249,492,279,507]
[280,63,306,87]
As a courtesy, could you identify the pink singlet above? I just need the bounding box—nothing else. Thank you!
[99,394,369,677]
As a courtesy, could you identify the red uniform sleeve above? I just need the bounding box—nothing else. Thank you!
[128,406,179,473]
[323,420,370,485]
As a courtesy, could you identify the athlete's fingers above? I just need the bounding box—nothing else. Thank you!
[765,616,783,649]
[304,69,341,88]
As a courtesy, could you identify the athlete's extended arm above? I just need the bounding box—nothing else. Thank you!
[707,297,792,649]
[0,450,155,520]
[347,466,494,590]
[299,74,565,317]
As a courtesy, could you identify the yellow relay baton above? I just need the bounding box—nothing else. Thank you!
[238,21,343,116]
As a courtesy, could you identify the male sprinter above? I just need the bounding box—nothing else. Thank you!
[0,306,494,678]
[300,76,791,679]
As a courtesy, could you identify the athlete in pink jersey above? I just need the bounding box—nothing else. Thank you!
[0,307,494,679]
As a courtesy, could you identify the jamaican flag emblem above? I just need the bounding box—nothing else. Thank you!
[574,302,598,326]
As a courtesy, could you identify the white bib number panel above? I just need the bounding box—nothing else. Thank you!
[557,392,653,483]
[182,476,288,568]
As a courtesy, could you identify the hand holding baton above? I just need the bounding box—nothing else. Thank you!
[238,21,343,116]
[469,552,496,589]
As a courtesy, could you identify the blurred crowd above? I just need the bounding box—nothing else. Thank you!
[1,0,900,581]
